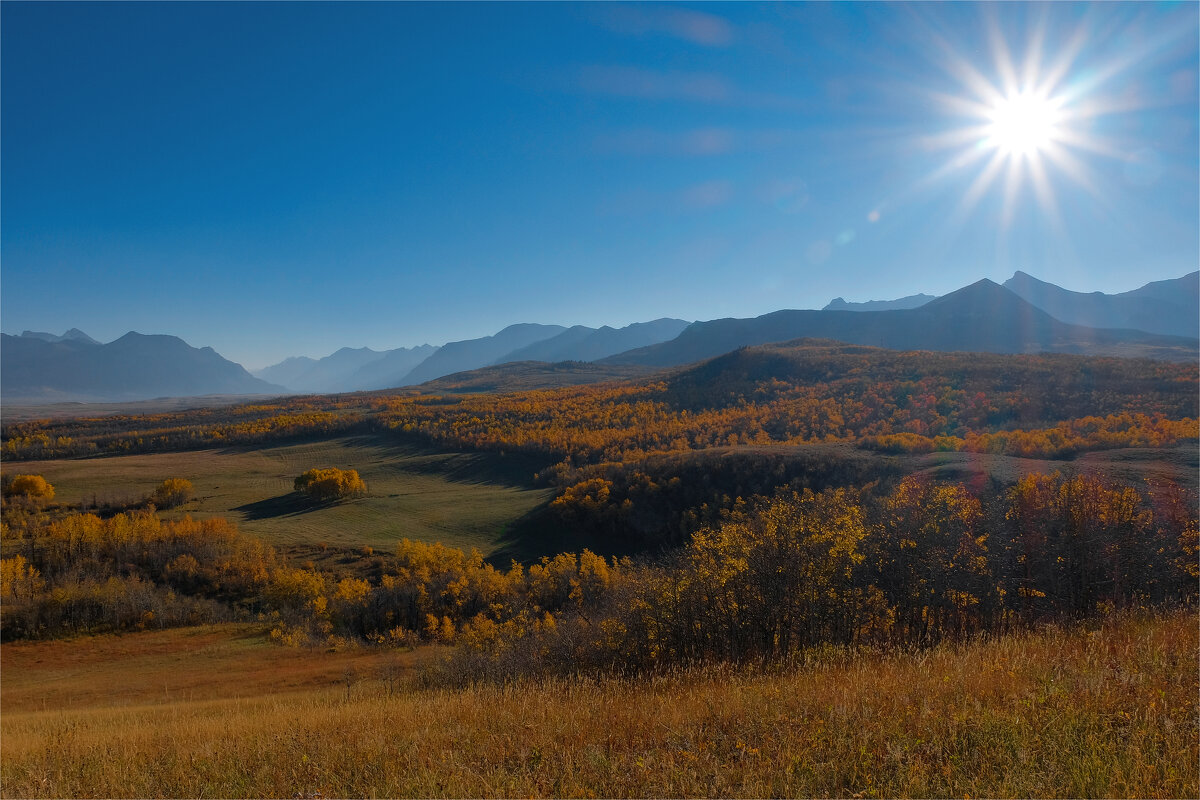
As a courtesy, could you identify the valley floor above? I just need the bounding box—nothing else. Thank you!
[2,610,1195,798]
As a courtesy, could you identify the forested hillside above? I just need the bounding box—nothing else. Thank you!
[5,342,1196,464]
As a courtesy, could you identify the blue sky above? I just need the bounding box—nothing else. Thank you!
[3,1,1196,369]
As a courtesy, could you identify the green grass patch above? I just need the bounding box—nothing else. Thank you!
[8,436,558,557]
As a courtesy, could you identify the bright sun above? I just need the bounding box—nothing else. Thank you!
[914,16,1118,230]
[986,92,1061,156]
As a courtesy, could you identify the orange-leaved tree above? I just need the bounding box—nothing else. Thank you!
[2,474,55,501]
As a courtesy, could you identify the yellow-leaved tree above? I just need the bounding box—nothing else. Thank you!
[151,478,193,508]
[294,468,366,502]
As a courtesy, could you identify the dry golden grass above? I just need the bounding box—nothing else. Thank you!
[0,624,426,714]
[2,610,1195,798]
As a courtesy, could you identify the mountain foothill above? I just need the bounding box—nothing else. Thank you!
[3,271,1196,403]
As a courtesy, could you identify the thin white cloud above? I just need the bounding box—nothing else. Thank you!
[575,65,805,111]
[593,128,735,156]
[681,180,733,209]
[593,127,807,158]
[578,65,732,103]
[598,6,735,47]
[596,180,735,217]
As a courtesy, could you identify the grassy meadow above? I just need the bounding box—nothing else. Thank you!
[1,610,1195,798]
[7,435,559,558]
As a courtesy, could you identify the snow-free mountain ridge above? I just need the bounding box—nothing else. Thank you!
[2,331,285,402]
[822,294,936,312]
[1002,270,1198,338]
[8,272,1197,403]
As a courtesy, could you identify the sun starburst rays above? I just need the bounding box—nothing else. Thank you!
[917,13,1134,230]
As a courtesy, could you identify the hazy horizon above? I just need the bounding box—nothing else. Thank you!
[3,2,1197,369]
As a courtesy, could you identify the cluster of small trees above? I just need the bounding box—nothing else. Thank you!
[264,539,616,648]
[150,478,193,508]
[0,510,272,638]
[545,447,893,547]
[294,468,367,502]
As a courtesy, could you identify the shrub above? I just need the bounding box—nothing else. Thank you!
[294,468,367,502]
[2,474,55,501]
[151,478,194,509]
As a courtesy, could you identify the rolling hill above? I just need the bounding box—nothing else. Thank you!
[415,360,656,394]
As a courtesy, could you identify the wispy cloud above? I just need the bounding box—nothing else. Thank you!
[596,6,735,47]
[681,180,733,209]
[597,180,736,217]
[578,65,733,103]
[593,127,806,157]
[755,178,811,213]
[593,127,735,157]
[576,65,804,110]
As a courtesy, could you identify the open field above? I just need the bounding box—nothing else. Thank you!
[7,436,558,558]
[2,611,1195,798]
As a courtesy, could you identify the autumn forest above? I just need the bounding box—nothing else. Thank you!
[2,340,1197,796]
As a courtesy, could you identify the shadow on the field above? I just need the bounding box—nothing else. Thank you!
[234,492,332,520]
[485,502,626,567]
[370,439,554,489]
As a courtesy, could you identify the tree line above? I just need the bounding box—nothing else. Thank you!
[4,472,1194,681]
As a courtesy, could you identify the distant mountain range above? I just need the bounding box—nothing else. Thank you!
[823,294,937,312]
[1,331,285,403]
[398,323,569,387]
[252,344,439,393]
[5,271,1195,404]
[822,271,1199,336]
[1002,270,1198,338]
[249,318,692,394]
[604,280,1196,367]
[20,328,101,345]
[500,319,691,364]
